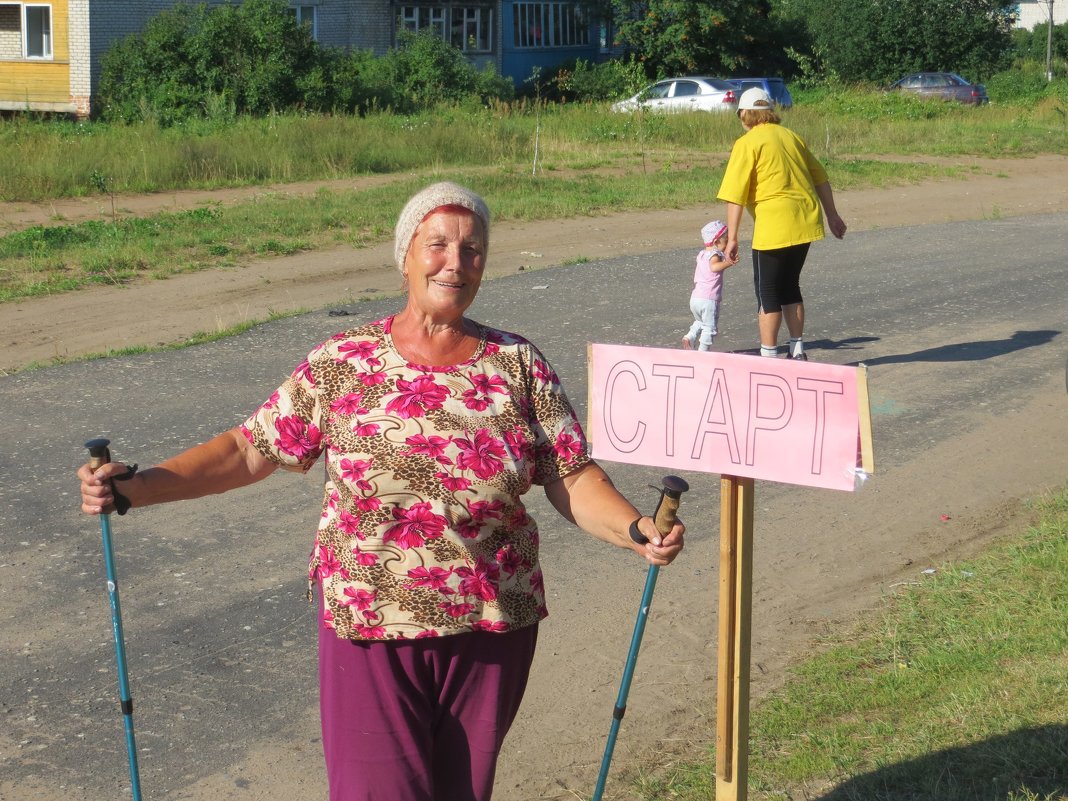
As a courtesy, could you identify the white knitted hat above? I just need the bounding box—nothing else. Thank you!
[393,181,491,272]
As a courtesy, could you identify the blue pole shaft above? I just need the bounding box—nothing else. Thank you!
[591,564,660,801]
[99,513,143,801]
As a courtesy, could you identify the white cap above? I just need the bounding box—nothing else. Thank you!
[738,87,773,110]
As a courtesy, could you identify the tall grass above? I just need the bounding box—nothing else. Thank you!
[637,485,1068,801]
[2,88,1067,202]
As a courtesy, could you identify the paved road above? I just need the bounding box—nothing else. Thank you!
[1,212,1065,800]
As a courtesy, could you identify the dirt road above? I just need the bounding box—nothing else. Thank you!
[1,155,1066,801]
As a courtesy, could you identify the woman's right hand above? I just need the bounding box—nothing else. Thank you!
[78,460,129,515]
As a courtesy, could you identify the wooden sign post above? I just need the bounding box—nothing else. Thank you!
[716,475,754,800]
[587,345,874,797]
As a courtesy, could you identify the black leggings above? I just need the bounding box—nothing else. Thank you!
[752,242,811,313]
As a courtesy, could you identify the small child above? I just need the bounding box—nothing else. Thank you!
[682,220,733,351]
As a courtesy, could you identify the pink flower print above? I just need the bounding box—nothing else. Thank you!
[438,601,475,618]
[358,371,386,387]
[469,373,508,396]
[321,488,339,519]
[472,619,509,632]
[339,457,372,490]
[469,499,505,522]
[457,518,482,540]
[405,434,452,459]
[415,630,440,638]
[336,339,378,363]
[462,389,492,411]
[330,393,366,416]
[385,375,449,419]
[554,431,584,462]
[322,606,334,625]
[341,586,376,611]
[352,545,379,566]
[353,421,380,436]
[532,359,558,385]
[355,496,381,513]
[437,472,471,493]
[240,425,255,444]
[496,545,523,576]
[274,415,322,460]
[336,509,362,537]
[355,622,386,638]
[406,565,454,590]
[361,608,380,623]
[292,359,313,383]
[383,502,447,549]
[530,569,545,595]
[510,506,531,530]
[504,428,529,456]
[483,341,500,356]
[316,545,341,580]
[454,429,507,480]
[456,560,500,601]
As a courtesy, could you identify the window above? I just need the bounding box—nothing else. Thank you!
[673,81,700,98]
[0,3,51,59]
[513,2,590,48]
[289,4,318,39]
[400,5,493,53]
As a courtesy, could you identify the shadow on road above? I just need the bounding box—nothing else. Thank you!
[813,723,1068,801]
[847,329,1060,367]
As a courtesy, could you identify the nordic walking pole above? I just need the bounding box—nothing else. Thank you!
[84,438,144,801]
[592,474,689,801]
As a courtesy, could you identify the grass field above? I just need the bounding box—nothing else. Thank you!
[4,88,1067,304]
[636,486,1068,801]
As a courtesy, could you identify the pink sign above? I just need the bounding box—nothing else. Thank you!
[588,345,871,491]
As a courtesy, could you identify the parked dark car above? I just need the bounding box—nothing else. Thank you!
[728,77,793,109]
[888,72,989,105]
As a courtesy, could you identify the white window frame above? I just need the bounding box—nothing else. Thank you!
[513,2,589,49]
[400,5,494,54]
[3,2,52,59]
[290,4,318,40]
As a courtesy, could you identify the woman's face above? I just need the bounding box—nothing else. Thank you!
[403,207,486,322]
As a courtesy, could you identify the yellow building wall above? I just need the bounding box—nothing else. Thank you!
[0,0,72,108]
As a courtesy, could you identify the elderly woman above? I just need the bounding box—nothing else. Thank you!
[78,181,685,801]
[718,87,848,360]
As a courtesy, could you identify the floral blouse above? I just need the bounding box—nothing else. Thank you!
[241,316,591,640]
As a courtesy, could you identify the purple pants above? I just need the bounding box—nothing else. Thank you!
[318,618,538,801]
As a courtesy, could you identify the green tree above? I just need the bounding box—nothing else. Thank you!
[608,0,782,77]
[99,0,334,122]
[793,0,1015,84]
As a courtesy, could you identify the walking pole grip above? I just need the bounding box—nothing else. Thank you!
[85,437,112,471]
[630,475,689,545]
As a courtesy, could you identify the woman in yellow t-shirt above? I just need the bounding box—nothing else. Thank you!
[717,88,847,360]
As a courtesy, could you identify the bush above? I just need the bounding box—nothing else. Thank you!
[99,0,332,123]
[98,3,513,124]
[985,65,1068,104]
[549,57,649,103]
[358,31,513,115]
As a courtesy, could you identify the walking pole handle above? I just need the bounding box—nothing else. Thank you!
[86,437,112,471]
[630,475,689,544]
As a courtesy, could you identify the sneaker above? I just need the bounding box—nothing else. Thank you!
[789,351,808,361]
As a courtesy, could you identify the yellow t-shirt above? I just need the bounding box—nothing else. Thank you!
[717,123,829,251]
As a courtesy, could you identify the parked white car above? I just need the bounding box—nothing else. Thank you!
[611,77,739,113]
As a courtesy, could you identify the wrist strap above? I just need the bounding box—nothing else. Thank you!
[628,516,648,545]
[110,463,138,516]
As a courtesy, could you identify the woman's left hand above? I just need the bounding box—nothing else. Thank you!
[631,516,685,566]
